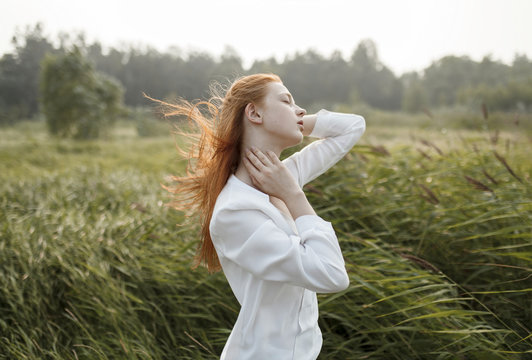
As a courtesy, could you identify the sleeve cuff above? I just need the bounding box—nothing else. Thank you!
[309,109,366,141]
[308,109,330,138]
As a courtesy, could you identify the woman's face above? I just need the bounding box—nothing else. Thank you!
[260,82,306,149]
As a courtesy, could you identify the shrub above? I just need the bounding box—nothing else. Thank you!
[40,47,124,139]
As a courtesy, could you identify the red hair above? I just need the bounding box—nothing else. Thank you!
[148,73,282,273]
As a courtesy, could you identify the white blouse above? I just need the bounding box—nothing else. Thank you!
[209,109,366,359]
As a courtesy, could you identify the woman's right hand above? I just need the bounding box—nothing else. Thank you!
[243,146,317,219]
[243,147,301,201]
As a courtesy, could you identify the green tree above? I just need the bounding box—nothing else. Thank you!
[248,57,282,78]
[214,45,244,80]
[40,47,124,139]
[349,39,403,110]
[0,23,55,124]
[511,54,532,81]
[401,72,428,113]
[420,55,510,108]
[458,78,532,111]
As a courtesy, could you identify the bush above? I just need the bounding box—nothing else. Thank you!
[131,107,171,138]
[40,47,124,139]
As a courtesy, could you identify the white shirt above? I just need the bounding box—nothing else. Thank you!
[209,109,366,359]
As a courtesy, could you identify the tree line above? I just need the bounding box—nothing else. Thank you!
[1,23,531,126]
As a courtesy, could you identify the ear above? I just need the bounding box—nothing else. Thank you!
[244,102,263,125]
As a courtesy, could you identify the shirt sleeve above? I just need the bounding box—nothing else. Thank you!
[283,109,366,188]
[210,207,350,293]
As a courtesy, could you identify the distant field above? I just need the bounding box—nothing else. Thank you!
[1,117,531,359]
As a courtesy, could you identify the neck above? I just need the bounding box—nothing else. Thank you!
[234,138,284,190]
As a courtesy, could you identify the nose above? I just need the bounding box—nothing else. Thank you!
[296,106,306,116]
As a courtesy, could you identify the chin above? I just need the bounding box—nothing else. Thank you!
[289,134,304,147]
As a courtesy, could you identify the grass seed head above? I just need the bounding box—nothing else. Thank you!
[493,150,523,183]
[464,175,494,193]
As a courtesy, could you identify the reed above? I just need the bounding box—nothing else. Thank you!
[1,119,531,359]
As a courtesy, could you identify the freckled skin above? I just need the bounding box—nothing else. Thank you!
[260,82,306,150]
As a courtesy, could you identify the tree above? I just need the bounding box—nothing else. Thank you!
[422,55,479,107]
[401,72,428,113]
[349,39,403,110]
[40,47,124,139]
[214,45,244,80]
[0,23,55,124]
[458,79,532,111]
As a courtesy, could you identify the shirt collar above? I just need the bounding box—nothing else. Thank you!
[228,174,269,201]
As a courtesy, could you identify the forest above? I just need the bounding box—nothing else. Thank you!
[1,23,532,126]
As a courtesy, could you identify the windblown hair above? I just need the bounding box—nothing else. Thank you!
[147,73,282,273]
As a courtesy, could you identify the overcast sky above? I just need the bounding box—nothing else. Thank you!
[1,0,531,75]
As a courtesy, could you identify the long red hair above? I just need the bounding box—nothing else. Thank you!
[148,73,282,273]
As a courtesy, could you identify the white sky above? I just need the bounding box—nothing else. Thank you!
[1,0,531,75]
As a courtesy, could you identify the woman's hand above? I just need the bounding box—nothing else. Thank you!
[301,114,317,136]
[243,146,317,219]
[243,147,301,201]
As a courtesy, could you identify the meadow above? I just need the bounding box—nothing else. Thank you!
[0,112,531,359]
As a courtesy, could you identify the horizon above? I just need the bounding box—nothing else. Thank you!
[1,0,532,75]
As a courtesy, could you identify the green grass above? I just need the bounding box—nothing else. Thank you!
[1,118,531,359]
[305,128,532,359]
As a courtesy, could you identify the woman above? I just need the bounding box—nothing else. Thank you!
[157,73,365,359]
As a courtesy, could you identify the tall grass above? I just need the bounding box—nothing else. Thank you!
[304,122,531,358]
[1,118,531,359]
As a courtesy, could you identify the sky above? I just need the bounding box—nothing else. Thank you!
[1,0,531,75]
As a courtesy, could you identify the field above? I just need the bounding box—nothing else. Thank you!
[1,114,531,359]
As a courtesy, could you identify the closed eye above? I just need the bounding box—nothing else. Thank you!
[281,92,294,104]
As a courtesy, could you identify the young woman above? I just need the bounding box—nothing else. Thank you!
[158,73,365,359]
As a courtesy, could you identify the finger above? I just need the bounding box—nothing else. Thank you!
[243,156,260,174]
[266,150,281,164]
[250,147,273,167]
[243,158,262,186]
[246,149,265,170]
